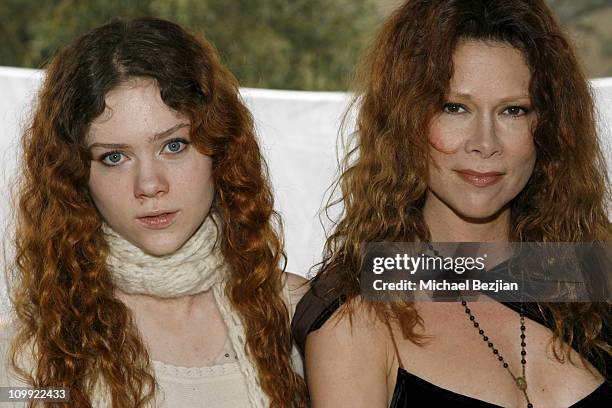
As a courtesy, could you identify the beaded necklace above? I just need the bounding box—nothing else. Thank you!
[425,243,533,408]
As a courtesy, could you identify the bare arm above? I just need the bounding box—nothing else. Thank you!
[305,300,391,408]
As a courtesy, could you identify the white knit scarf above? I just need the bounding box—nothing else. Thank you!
[98,214,269,407]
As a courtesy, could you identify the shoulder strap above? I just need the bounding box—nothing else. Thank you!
[383,317,405,369]
[291,274,346,355]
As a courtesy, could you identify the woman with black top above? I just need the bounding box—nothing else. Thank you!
[292,1,610,407]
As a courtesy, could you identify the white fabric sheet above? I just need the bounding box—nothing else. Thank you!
[0,67,610,315]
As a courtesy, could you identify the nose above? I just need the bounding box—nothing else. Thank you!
[464,113,502,158]
[133,159,169,199]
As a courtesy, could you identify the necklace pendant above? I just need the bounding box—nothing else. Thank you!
[515,376,528,391]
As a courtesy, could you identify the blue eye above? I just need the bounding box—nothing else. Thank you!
[100,151,125,166]
[443,103,467,114]
[164,139,189,154]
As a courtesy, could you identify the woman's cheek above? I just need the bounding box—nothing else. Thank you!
[429,119,463,154]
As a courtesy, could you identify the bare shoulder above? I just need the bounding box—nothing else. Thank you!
[283,272,310,313]
[284,271,309,289]
[305,297,391,408]
[307,296,388,360]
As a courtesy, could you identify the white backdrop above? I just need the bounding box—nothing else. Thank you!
[0,66,611,315]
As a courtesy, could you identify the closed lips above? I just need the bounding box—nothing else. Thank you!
[455,169,504,176]
[135,211,179,229]
[454,170,504,187]
[138,211,176,218]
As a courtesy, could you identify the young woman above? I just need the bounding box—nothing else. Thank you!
[0,18,308,407]
[293,1,610,407]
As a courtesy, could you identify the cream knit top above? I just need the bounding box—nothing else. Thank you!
[0,276,304,407]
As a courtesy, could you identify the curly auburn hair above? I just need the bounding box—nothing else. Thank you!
[315,0,611,379]
[7,17,307,407]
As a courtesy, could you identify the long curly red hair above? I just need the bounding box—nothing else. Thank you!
[316,0,611,379]
[7,17,307,407]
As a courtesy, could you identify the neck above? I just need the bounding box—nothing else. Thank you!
[423,191,510,242]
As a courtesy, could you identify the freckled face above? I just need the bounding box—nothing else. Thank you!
[426,40,537,221]
[87,79,214,256]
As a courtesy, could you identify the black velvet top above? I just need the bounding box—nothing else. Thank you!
[292,261,611,407]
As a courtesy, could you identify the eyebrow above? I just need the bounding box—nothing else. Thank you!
[87,123,190,150]
[448,92,531,103]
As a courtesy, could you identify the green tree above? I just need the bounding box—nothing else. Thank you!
[150,0,381,90]
[1,0,151,67]
[0,0,380,90]
[547,0,612,78]
[547,0,611,21]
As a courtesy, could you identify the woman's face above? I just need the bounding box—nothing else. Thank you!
[87,78,214,256]
[426,40,537,221]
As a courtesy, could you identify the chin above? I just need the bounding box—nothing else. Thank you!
[139,244,179,257]
[452,202,507,223]
[130,233,186,257]
[145,244,186,257]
